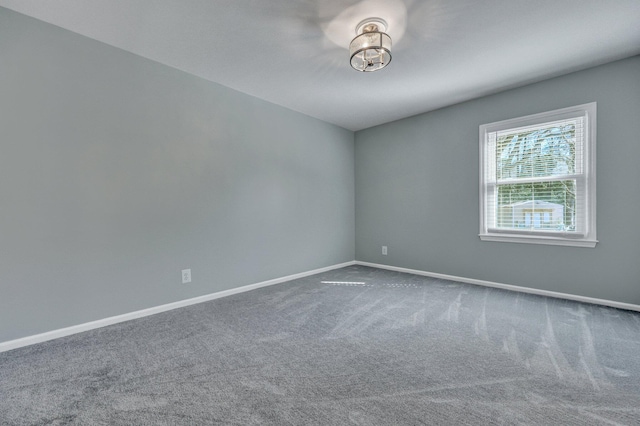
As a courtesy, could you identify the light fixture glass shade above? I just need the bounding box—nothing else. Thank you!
[349,30,392,72]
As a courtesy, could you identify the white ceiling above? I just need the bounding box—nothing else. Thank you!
[2,0,639,131]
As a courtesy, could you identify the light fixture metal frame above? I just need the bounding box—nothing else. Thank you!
[349,18,392,72]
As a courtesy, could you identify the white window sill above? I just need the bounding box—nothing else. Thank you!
[479,233,597,248]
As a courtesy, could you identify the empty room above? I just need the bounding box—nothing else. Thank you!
[1,1,640,424]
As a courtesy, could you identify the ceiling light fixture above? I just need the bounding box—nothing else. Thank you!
[349,18,392,72]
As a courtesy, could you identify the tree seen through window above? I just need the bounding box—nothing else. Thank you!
[495,123,577,231]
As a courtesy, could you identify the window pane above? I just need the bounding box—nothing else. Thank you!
[496,122,577,180]
[496,180,576,231]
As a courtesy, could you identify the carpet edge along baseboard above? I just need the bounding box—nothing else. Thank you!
[2,260,638,353]
[357,261,640,313]
[0,261,356,353]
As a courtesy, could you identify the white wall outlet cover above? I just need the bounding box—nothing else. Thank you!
[182,269,192,284]
[382,246,388,255]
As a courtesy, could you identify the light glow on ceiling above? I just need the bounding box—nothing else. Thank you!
[321,0,407,49]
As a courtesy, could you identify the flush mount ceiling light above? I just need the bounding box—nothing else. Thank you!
[349,18,392,72]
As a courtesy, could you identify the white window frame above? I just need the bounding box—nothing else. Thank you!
[479,103,597,247]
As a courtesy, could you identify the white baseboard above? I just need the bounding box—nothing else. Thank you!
[356,261,640,313]
[0,261,356,353]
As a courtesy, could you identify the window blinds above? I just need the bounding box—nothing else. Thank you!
[480,103,596,247]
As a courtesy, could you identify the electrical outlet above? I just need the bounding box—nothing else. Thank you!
[382,246,388,255]
[182,269,192,284]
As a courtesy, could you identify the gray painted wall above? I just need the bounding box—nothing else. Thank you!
[356,56,640,305]
[0,8,354,342]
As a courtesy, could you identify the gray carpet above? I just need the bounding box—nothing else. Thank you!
[1,265,640,425]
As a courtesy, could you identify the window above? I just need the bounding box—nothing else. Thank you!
[479,103,597,247]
